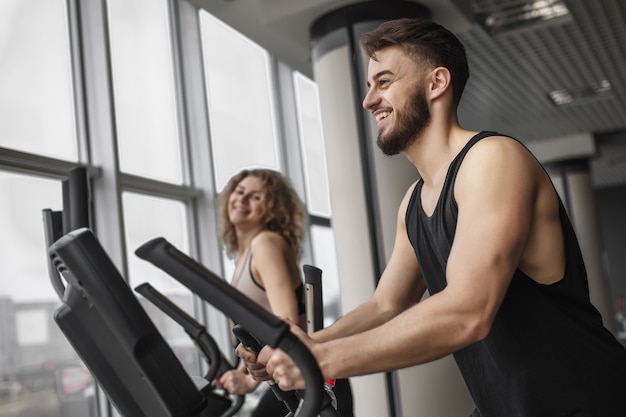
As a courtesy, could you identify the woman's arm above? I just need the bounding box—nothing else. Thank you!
[250,231,303,324]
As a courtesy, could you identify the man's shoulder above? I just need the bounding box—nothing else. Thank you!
[464,133,530,164]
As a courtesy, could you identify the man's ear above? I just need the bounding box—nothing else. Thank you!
[429,67,451,100]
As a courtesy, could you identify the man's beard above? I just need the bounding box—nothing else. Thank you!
[376,84,431,156]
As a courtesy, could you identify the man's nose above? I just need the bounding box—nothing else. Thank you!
[362,88,379,110]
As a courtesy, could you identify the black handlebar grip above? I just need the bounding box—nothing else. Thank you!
[232,325,263,353]
[135,237,325,417]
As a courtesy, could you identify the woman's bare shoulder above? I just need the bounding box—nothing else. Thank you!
[251,230,289,252]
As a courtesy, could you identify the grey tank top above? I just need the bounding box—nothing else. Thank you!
[230,249,305,315]
[231,249,272,313]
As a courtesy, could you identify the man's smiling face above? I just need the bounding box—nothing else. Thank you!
[362,45,432,155]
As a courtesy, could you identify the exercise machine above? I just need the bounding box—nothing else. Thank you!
[47,228,335,417]
[135,282,245,417]
[135,235,342,417]
[43,167,243,417]
[49,229,231,416]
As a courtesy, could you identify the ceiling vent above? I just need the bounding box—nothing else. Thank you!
[548,80,613,106]
[475,0,572,35]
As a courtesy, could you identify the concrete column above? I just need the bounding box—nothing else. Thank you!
[310,3,473,416]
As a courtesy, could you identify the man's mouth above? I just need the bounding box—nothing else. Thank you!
[375,111,391,122]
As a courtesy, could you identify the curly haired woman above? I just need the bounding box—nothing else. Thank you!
[216,168,307,415]
[216,167,353,417]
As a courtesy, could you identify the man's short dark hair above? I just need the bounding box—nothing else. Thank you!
[360,17,470,106]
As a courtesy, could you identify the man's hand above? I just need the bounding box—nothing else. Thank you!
[263,347,306,390]
[235,321,315,391]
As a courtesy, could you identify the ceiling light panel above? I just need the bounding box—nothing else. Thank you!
[475,0,572,35]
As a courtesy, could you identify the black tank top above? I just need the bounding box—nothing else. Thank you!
[405,131,626,417]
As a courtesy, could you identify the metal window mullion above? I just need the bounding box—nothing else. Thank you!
[119,173,200,200]
[172,0,232,362]
[70,0,127,276]
[66,1,124,417]
[273,59,316,266]
[0,147,90,179]
[65,0,90,164]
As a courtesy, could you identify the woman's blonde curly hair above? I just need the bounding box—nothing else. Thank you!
[217,168,305,259]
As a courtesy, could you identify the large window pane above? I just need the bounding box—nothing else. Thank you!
[200,11,279,190]
[0,0,77,161]
[108,0,183,184]
[0,173,60,303]
[122,192,200,376]
[294,72,332,217]
[0,171,96,417]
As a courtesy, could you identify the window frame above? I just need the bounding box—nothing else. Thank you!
[0,0,339,415]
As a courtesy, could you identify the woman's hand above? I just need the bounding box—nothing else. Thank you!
[235,342,274,381]
[217,369,260,395]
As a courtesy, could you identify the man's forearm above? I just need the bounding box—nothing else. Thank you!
[311,299,399,343]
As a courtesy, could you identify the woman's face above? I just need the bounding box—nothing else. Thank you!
[228,175,267,229]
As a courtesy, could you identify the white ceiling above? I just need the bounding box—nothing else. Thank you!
[193,0,472,77]
[195,0,626,185]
